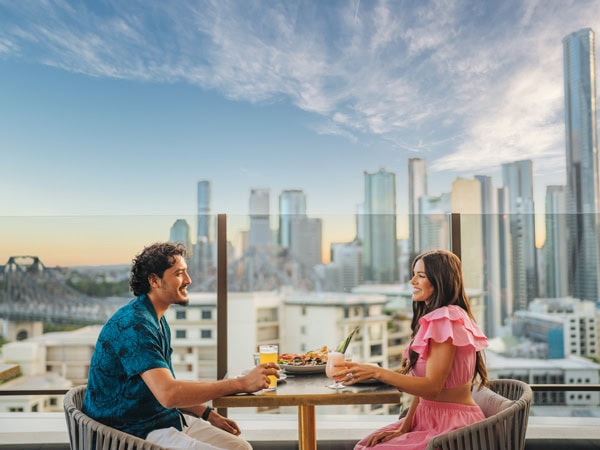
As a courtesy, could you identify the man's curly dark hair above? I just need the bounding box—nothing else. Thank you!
[129,242,187,296]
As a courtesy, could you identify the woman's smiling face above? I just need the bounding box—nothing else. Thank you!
[410,258,434,303]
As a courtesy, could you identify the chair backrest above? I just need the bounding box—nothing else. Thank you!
[426,379,532,450]
[63,385,167,450]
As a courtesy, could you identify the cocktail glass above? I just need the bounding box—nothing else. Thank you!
[326,351,347,389]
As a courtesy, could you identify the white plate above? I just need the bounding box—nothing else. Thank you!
[281,363,326,374]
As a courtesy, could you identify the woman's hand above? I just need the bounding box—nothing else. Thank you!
[207,410,242,435]
[334,362,379,385]
[366,427,409,446]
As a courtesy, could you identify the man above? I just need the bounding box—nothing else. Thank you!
[83,242,278,450]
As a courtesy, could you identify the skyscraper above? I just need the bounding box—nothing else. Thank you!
[408,158,428,263]
[497,186,514,326]
[563,28,600,302]
[290,216,322,269]
[169,219,191,251]
[195,180,213,285]
[197,180,211,242]
[545,186,569,298]
[502,160,538,311]
[249,188,272,247]
[475,175,502,338]
[363,169,398,283]
[278,189,307,248]
[330,241,363,291]
[418,193,451,252]
[451,179,484,291]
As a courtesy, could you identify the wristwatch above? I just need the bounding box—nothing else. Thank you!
[202,406,213,421]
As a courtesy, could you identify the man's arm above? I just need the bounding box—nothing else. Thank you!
[141,363,279,409]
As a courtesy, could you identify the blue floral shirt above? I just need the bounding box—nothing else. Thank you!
[82,294,182,438]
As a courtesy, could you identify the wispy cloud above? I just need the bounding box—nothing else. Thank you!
[1,0,599,182]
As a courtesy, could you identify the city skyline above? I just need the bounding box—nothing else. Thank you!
[2,1,600,266]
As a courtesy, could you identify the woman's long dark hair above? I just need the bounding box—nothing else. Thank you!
[401,249,489,387]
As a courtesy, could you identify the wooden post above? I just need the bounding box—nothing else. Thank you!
[216,214,228,416]
[451,213,462,260]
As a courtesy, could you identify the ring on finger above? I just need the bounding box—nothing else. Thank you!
[347,373,354,380]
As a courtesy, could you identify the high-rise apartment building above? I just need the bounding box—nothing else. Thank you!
[249,188,272,247]
[545,186,569,298]
[278,190,307,248]
[502,160,538,311]
[563,28,600,302]
[408,158,428,263]
[363,169,399,283]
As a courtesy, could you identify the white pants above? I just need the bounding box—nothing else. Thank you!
[146,415,253,450]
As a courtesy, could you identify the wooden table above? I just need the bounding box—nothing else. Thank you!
[213,371,401,450]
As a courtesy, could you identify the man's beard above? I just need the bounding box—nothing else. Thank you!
[175,298,189,306]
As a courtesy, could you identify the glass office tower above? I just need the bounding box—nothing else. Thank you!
[196,180,213,285]
[563,28,600,302]
[197,180,211,242]
[363,169,399,283]
[545,185,569,298]
[278,189,307,248]
[502,160,538,311]
[408,158,428,263]
[249,188,272,247]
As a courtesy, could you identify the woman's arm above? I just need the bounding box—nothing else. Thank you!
[339,339,456,400]
[399,395,420,433]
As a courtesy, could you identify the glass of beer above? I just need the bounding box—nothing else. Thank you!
[259,344,278,391]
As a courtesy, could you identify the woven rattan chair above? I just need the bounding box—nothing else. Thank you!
[426,379,532,450]
[63,385,167,450]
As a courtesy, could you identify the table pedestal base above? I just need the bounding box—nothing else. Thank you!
[298,404,316,450]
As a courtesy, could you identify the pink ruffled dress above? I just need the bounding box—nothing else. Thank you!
[354,305,488,450]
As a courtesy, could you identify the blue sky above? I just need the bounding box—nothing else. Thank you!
[1,0,599,265]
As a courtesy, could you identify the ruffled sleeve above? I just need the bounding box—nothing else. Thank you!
[410,305,487,359]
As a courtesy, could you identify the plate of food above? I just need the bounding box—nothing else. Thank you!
[278,345,328,374]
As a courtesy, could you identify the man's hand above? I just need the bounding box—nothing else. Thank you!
[238,363,280,392]
[207,410,242,436]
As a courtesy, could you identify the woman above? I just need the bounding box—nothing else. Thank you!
[337,250,489,449]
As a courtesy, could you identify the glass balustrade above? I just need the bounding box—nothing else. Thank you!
[1,212,599,421]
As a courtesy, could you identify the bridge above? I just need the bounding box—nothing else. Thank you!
[0,249,317,325]
[0,256,125,325]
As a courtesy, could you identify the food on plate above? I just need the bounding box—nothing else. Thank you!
[278,345,329,366]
